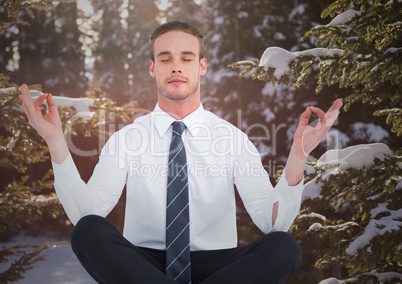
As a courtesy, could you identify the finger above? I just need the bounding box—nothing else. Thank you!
[19,84,30,97]
[19,94,36,124]
[324,99,342,126]
[333,98,343,109]
[19,84,41,104]
[310,106,325,119]
[18,85,37,119]
[21,102,29,117]
[309,106,326,128]
[19,84,41,112]
[327,98,343,113]
[298,106,313,127]
[19,84,33,104]
[46,93,59,114]
[22,93,47,123]
[33,94,48,111]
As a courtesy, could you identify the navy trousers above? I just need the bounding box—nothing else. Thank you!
[71,215,301,284]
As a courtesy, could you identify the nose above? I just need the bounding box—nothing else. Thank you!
[172,68,182,74]
[171,60,182,74]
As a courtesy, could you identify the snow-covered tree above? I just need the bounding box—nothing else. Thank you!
[0,3,146,281]
[164,0,204,24]
[0,80,146,283]
[91,0,160,106]
[3,2,87,97]
[231,0,402,282]
[199,0,339,246]
[92,0,128,104]
[125,0,159,110]
[52,2,87,97]
[0,3,65,281]
[231,0,402,138]
[202,0,291,157]
[0,83,65,282]
[293,144,402,283]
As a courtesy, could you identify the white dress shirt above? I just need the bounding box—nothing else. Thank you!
[52,104,303,251]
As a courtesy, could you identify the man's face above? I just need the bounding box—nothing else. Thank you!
[149,31,207,101]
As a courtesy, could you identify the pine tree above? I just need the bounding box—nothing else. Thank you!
[90,0,160,106]
[164,0,203,24]
[125,0,159,110]
[0,82,64,283]
[231,0,402,282]
[200,0,340,163]
[0,3,64,281]
[0,2,146,281]
[92,0,131,104]
[290,146,402,283]
[231,0,402,138]
[199,0,306,245]
[6,2,86,98]
[52,2,87,97]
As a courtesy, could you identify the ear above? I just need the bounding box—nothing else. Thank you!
[199,57,207,76]
[149,60,156,78]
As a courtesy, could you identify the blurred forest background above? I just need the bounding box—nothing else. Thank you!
[0,0,401,283]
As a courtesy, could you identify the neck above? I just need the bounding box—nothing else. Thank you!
[158,94,201,120]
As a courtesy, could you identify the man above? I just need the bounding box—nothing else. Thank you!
[19,21,342,283]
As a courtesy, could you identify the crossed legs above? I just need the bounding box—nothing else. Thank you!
[71,215,301,283]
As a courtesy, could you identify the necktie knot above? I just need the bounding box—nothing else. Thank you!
[172,121,186,137]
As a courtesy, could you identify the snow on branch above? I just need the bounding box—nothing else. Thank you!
[346,207,402,256]
[259,47,343,79]
[259,47,344,78]
[327,9,361,26]
[299,142,401,283]
[303,143,393,200]
[0,87,94,113]
[229,46,344,87]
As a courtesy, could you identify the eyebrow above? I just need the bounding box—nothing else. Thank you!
[156,51,197,57]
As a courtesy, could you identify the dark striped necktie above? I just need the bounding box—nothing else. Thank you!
[165,121,191,283]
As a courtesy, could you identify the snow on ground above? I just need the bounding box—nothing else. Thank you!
[1,235,95,284]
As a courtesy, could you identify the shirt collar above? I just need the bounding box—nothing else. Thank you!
[152,103,206,137]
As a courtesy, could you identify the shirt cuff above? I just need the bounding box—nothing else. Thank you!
[272,171,304,231]
[276,169,304,189]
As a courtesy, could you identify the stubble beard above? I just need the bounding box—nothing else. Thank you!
[156,77,199,101]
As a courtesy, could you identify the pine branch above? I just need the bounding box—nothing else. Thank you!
[0,242,63,283]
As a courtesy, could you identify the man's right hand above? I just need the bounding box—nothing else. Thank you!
[19,84,69,164]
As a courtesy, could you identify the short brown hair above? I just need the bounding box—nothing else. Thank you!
[150,21,205,61]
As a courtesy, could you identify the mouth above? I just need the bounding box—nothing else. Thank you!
[167,77,187,84]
